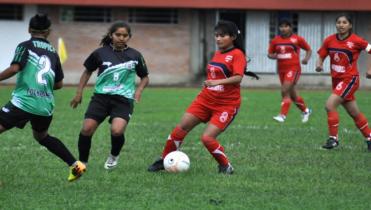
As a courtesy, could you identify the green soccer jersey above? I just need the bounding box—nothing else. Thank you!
[10,37,64,116]
[84,45,149,100]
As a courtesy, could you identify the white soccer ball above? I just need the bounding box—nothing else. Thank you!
[164,151,190,173]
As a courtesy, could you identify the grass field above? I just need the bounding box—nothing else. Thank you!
[0,86,371,209]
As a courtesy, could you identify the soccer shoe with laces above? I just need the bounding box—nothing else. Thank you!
[104,154,119,170]
[302,108,312,123]
[322,137,339,149]
[273,114,286,123]
[68,161,86,182]
[147,158,164,172]
[218,163,234,175]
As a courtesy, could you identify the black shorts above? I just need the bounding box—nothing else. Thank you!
[84,94,133,124]
[0,102,52,132]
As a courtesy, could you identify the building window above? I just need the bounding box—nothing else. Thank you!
[269,12,298,39]
[129,9,178,24]
[0,4,23,20]
[60,7,112,22]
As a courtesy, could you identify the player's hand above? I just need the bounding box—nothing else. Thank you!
[70,94,82,109]
[366,69,371,79]
[301,59,309,65]
[134,91,142,103]
[204,80,219,87]
[315,66,323,72]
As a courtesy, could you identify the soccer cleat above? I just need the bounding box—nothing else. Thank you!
[322,137,339,149]
[302,108,312,123]
[147,158,165,172]
[273,114,286,123]
[366,140,371,151]
[68,161,86,182]
[104,154,120,170]
[218,163,234,175]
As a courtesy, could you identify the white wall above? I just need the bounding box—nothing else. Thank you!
[0,5,37,71]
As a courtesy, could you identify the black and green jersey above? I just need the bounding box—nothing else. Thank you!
[10,37,63,116]
[84,45,149,100]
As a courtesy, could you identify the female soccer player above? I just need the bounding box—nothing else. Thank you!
[0,14,85,182]
[70,21,149,169]
[148,20,247,174]
[268,19,312,123]
[316,14,371,150]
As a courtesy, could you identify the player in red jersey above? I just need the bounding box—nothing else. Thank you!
[268,19,312,123]
[316,14,371,150]
[148,20,247,174]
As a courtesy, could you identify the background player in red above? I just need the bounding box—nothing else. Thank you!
[148,20,247,174]
[316,14,371,150]
[268,19,312,123]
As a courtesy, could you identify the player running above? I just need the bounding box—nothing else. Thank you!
[0,14,85,182]
[316,14,371,150]
[70,21,149,170]
[148,20,247,174]
[268,19,312,123]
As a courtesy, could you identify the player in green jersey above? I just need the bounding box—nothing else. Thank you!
[0,14,85,182]
[70,21,149,170]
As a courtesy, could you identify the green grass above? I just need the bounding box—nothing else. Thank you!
[0,86,371,209]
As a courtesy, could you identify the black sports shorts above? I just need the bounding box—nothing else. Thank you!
[84,93,133,124]
[0,102,52,132]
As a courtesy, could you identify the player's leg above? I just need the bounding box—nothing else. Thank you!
[148,98,207,172]
[30,115,85,181]
[78,94,108,164]
[274,71,293,122]
[322,94,343,149]
[290,87,311,123]
[342,100,371,151]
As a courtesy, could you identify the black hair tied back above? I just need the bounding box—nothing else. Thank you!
[29,13,51,31]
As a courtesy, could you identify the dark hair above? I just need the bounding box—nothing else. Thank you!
[278,19,292,27]
[29,13,51,31]
[336,13,353,25]
[214,20,245,54]
[100,21,132,46]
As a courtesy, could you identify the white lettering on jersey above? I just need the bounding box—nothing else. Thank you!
[331,64,346,73]
[207,85,224,92]
[277,53,292,59]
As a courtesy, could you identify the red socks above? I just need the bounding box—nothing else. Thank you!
[327,111,339,139]
[353,113,371,138]
[294,96,307,112]
[162,126,188,158]
[280,97,291,116]
[201,135,229,166]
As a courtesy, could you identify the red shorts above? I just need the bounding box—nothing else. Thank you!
[186,96,239,130]
[279,70,301,84]
[332,76,359,101]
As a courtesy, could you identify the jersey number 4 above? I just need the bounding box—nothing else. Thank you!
[37,55,51,85]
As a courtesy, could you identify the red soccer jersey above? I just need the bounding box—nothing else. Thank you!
[199,48,246,105]
[318,33,371,79]
[268,34,311,72]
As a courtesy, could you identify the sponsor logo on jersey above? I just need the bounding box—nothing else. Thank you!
[279,46,286,53]
[334,53,340,62]
[225,55,233,63]
[331,64,346,73]
[277,53,292,59]
[346,41,354,49]
[102,61,112,67]
[290,38,298,44]
[207,85,224,92]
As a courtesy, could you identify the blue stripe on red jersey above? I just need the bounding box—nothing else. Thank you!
[328,48,354,64]
[209,62,231,78]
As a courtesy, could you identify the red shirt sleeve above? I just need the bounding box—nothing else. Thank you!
[317,37,330,59]
[232,50,246,76]
[356,36,371,54]
[268,39,276,54]
[298,36,311,51]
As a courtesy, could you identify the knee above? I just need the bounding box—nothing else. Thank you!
[81,124,96,136]
[33,131,47,142]
[111,128,123,137]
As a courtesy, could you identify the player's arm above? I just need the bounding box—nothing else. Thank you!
[204,75,243,87]
[302,49,312,65]
[134,76,149,102]
[267,40,277,59]
[70,69,92,108]
[0,64,20,81]
[315,56,325,72]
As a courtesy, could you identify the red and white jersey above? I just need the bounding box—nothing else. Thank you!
[318,33,371,79]
[199,48,246,105]
[268,34,311,72]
